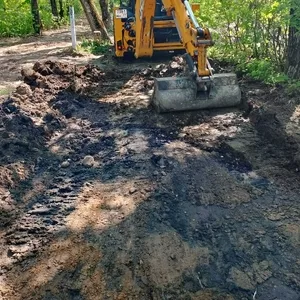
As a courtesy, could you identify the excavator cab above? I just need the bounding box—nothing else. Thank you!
[113,0,198,58]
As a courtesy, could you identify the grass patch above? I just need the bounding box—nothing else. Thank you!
[237,59,289,85]
[0,86,13,96]
[78,39,112,55]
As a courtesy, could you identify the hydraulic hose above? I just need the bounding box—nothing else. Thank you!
[183,0,204,37]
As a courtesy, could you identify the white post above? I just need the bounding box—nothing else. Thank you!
[69,6,77,49]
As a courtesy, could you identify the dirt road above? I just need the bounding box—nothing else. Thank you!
[0,28,300,300]
[0,23,97,95]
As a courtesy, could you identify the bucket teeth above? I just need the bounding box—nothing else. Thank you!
[152,73,241,113]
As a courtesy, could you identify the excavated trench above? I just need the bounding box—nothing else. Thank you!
[0,58,300,300]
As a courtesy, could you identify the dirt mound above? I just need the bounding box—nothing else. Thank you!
[33,61,75,76]
[0,60,115,229]
[139,56,185,78]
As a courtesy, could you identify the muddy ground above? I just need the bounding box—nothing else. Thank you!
[1,30,300,300]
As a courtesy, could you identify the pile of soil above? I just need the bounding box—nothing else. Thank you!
[0,59,300,300]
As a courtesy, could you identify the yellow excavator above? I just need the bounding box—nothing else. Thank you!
[113,0,241,112]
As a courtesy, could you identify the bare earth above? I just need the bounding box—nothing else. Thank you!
[0,24,97,95]
[0,26,300,300]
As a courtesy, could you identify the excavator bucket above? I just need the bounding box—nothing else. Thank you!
[152,73,241,113]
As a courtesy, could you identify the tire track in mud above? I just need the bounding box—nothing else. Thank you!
[0,60,300,299]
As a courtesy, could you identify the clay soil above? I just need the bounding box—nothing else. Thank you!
[1,28,300,300]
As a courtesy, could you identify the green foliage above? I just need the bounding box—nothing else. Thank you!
[0,0,83,37]
[0,0,33,36]
[68,0,84,15]
[79,39,112,55]
[195,0,291,79]
[39,2,60,30]
[238,59,289,84]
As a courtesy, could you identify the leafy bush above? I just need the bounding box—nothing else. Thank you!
[238,59,289,84]
[0,0,82,37]
[0,1,33,36]
[191,0,295,84]
[195,0,290,71]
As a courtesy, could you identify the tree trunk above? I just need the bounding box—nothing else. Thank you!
[99,0,112,29]
[80,0,111,41]
[58,0,64,18]
[31,0,42,35]
[49,0,59,17]
[287,6,300,79]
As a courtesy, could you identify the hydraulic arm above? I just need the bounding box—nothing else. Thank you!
[134,0,213,78]
[161,0,213,77]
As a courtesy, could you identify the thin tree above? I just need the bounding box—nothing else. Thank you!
[287,1,300,79]
[59,0,64,18]
[80,0,111,41]
[0,0,6,11]
[31,0,42,35]
[99,0,112,29]
[49,0,59,18]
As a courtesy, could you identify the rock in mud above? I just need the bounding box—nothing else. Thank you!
[247,89,265,96]
[170,61,181,69]
[61,160,70,168]
[30,207,53,215]
[82,155,95,167]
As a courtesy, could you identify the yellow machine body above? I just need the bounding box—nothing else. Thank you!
[112,0,241,113]
[113,2,200,58]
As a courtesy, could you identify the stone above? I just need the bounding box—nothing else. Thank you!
[30,207,52,215]
[170,61,180,69]
[82,155,95,167]
[8,244,32,255]
[248,89,265,96]
[61,161,70,168]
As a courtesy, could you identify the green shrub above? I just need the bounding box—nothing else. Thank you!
[194,0,290,74]
[0,0,82,37]
[0,6,33,37]
[237,59,288,84]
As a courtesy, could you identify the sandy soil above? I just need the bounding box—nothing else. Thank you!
[0,27,300,300]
